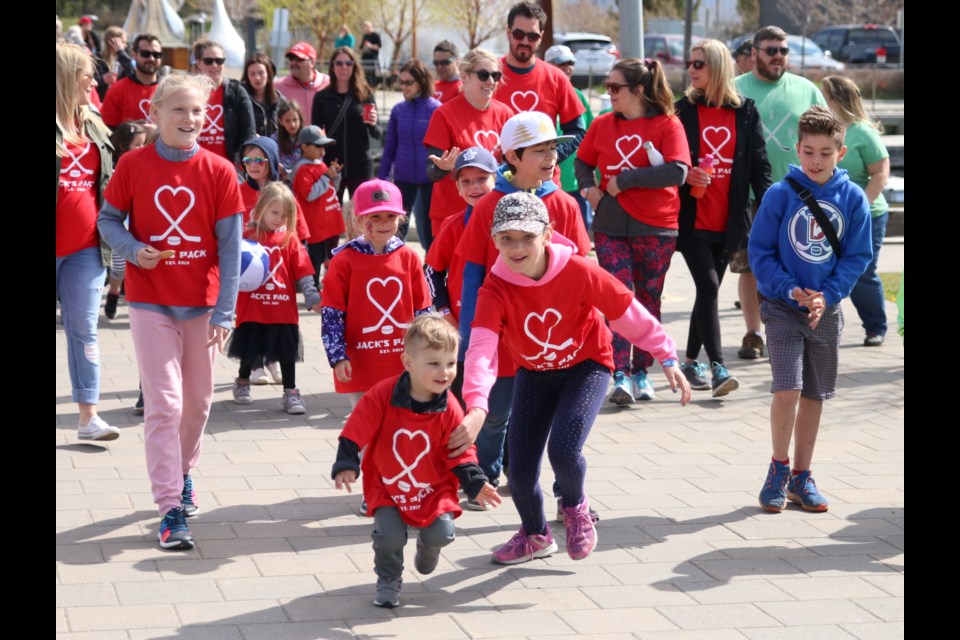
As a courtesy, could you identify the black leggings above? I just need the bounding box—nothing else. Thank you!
[681,235,729,364]
[238,360,297,390]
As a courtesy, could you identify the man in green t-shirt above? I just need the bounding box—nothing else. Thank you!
[732,25,827,360]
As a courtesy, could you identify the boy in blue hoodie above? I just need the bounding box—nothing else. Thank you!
[748,106,872,514]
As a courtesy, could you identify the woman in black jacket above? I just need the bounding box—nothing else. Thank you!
[241,52,288,137]
[675,39,771,396]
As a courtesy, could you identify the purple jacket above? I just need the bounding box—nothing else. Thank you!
[378,95,441,185]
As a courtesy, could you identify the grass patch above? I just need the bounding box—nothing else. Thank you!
[879,272,901,303]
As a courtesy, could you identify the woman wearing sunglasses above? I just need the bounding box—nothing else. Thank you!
[376,59,441,248]
[191,40,256,164]
[311,46,382,207]
[673,39,772,396]
[574,58,691,405]
[423,48,515,239]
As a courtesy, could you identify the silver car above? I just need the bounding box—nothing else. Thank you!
[554,32,619,88]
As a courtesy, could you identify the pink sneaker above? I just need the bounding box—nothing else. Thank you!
[561,495,598,560]
[491,526,558,565]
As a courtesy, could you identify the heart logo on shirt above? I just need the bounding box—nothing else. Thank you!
[381,428,432,491]
[138,99,152,121]
[510,91,539,112]
[702,126,733,163]
[362,276,407,335]
[204,104,224,133]
[522,308,574,362]
[606,135,643,171]
[473,130,500,149]
[435,90,443,101]
[151,185,200,243]
[262,245,286,290]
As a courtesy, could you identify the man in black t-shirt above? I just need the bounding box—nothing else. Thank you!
[359,20,382,88]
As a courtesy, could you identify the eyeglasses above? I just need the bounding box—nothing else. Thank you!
[756,45,789,57]
[241,157,269,165]
[472,70,502,82]
[605,81,631,96]
[138,49,163,59]
[433,58,454,67]
[334,59,354,67]
[398,79,417,87]
[511,29,542,43]
[201,57,226,66]
[685,60,707,70]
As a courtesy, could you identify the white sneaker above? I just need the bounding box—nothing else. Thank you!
[250,367,269,385]
[266,361,283,384]
[78,415,120,441]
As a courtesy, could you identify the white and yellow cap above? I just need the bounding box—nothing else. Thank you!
[499,111,574,155]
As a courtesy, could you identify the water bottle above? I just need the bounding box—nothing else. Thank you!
[643,140,664,166]
[690,154,715,199]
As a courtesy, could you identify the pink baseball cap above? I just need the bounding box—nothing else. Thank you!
[353,179,406,216]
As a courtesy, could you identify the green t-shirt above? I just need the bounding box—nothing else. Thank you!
[839,120,889,218]
[734,71,826,181]
[557,87,594,192]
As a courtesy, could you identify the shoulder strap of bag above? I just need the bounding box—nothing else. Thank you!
[785,177,842,259]
[329,93,353,136]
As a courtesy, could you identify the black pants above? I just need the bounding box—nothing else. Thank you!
[681,235,729,363]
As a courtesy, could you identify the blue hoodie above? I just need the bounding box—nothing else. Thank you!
[748,164,872,308]
[458,171,556,358]
[240,135,281,190]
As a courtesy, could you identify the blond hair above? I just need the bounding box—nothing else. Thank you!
[820,75,882,132]
[56,42,108,151]
[684,39,741,108]
[248,182,298,248]
[150,72,215,112]
[460,48,500,75]
[404,314,459,354]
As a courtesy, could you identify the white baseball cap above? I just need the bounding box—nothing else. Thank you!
[545,44,577,65]
[499,111,574,155]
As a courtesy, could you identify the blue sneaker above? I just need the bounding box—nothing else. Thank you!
[758,460,791,513]
[632,372,655,401]
[710,362,739,398]
[158,507,194,550]
[608,371,635,405]
[680,361,711,390]
[181,474,199,517]
[787,470,830,512]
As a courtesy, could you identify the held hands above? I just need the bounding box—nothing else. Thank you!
[207,325,231,352]
[663,364,692,406]
[472,483,502,510]
[309,302,322,313]
[447,407,486,458]
[334,359,353,382]
[335,470,358,492]
[428,147,461,173]
[792,287,826,329]
[686,166,712,188]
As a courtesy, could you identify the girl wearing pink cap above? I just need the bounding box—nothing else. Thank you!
[320,179,432,411]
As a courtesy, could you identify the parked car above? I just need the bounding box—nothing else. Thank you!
[727,34,844,72]
[812,24,901,65]
[554,32,619,87]
[644,33,702,66]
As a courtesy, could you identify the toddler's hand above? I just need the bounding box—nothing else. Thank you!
[335,470,357,492]
[664,364,692,406]
[334,359,353,382]
[474,483,502,509]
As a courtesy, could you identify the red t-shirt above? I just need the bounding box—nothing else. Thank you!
[577,112,691,229]
[99,77,157,128]
[321,246,431,393]
[424,210,466,322]
[434,79,462,104]
[341,373,476,526]
[292,161,345,242]
[694,105,737,232]
[473,254,634,372]
[103,145,244,307]
[239,181,311,242]
[236,229,314,325]
[422,94,515,226]
[198,84,228,159]
[57,138,101,257]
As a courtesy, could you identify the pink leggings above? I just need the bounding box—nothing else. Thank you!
[129,307,217,515]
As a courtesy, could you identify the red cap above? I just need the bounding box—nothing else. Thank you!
[78,16,93,25]
[286,42,316,60]
[352,179,406,217]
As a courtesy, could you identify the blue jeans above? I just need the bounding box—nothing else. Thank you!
[396,181,434,251]
[56,246,106,404]
[474,375,514,482]
[849,212,888,336]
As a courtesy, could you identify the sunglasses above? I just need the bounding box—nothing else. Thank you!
[334,59,354,67]
[138,49,163,59]
[756,46,789,57]
[241,157,269,165]
[201,57,225,66]
[433,58,454,67]
[511,29,542,43]
[605,81,631,96]
[398,79,417,87]
[685,60,707,70]
[472,70,503,82]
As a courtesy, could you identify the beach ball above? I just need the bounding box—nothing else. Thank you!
[238,239,270,291]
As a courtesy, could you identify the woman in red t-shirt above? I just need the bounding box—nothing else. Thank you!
[56,42,121,443]
[675,39,772,397]
[575,58,691,405]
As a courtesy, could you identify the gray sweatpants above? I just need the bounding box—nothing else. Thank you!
[372,506,455,580]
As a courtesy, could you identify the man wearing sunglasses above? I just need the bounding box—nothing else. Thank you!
[731,25,827,361]
[432,40,462,104]
[100,33,164,130]
[495,1,586,184]
[276,42,331,127]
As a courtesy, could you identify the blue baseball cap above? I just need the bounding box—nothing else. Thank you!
[453,146,498,178]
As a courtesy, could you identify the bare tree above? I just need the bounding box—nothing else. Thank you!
[257,0,367,60]
[436,0,514,50]
[554,0,619,40]
[375,0,432,67]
